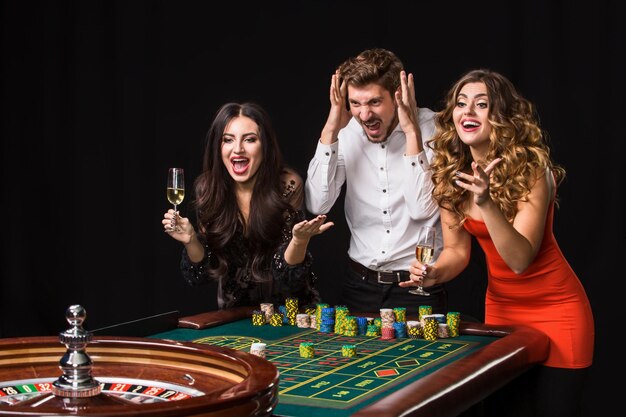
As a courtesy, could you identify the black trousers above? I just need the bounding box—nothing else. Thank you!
[341,264,448,315]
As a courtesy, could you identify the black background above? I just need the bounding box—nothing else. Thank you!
[1,1,623,414]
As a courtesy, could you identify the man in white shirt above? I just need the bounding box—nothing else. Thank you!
[305,48,446,313]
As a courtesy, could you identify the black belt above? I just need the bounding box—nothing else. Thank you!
[349,259,410,285]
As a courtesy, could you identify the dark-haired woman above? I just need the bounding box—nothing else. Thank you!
[163,102,333,309]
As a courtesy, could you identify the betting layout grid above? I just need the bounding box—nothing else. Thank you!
[193,309,476,410]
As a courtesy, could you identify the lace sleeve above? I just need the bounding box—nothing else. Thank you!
[180,237,213,286]
[271,208,320,307]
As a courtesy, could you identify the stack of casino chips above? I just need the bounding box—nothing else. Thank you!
[366,323,381,337]
[407,327,422,338]
[249,342,267,358]
[421,314,445,327]
[418,305,432,321]
[278,305,290,324]
[341,344,357,357]
[334,305,350,334]
[393,321,407,338]
[296,313,310,328]
[343,316,358,336]
[285,297,299,325]
[422,317,438,340]
[379,308,395,328]
[315,303,329,331]
[304,307,317,329]
[406,320,420,330]
[437,323,450,338]
[381,326,395,340]
[446,311,461,337]
[269,313,283,326]
[260,303,274,324]
[320,307,335,333]
[379,308,396,339]
[299,342,315,358]
[393,307,406,323]
[356,316,368,335]
[252,310,265,326]
[406,320,423,338]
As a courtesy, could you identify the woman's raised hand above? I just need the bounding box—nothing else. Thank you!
[292,214,334,243]
[454,158,502,206]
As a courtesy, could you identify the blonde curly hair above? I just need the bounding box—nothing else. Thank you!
[427,69,565,227]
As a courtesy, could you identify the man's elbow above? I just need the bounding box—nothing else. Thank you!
[304,199,330,215]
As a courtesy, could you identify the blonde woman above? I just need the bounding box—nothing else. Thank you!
[402,69,594,416]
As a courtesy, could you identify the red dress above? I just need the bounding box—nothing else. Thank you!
[463,201,594,368]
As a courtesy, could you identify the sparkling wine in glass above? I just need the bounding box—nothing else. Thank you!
[409,225,435,296]
[166,168,185,231]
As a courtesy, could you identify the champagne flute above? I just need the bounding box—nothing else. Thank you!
[166,168,185,232]
[409,225,435,295]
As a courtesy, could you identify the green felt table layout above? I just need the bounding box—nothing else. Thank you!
[152,319,492,417]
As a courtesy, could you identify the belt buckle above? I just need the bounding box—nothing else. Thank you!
[377,271,399,285]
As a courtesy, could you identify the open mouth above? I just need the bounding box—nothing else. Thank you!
[363,120,382,136]
[461,120,480,131]
[231,157,250,175]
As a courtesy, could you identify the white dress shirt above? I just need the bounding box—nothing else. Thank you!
[305,108,443,272]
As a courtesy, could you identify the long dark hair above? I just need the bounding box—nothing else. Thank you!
[192,102,291,282]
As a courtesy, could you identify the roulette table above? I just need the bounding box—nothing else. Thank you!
[0,305,549,417]
[155,306,549,417]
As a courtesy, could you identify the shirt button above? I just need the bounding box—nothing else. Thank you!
[325,152,329,156]
[411,162,416,166]
[381,145,385,149]
[383,210,387,214]
[386,230,390,233]
[382,189,386,193]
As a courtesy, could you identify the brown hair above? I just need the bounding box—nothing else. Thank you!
[337,48,404,95]
[428,69,565,226]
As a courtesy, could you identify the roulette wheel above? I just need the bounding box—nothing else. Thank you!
[0,305,279,416]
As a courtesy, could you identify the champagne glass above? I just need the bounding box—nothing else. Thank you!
[166,168,185,232]
[409,225,435,295]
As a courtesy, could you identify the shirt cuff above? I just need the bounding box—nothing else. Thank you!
[314,140,338,162]
[404,151,431,173]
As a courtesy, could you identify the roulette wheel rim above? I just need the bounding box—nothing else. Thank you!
[0,334,279,416]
